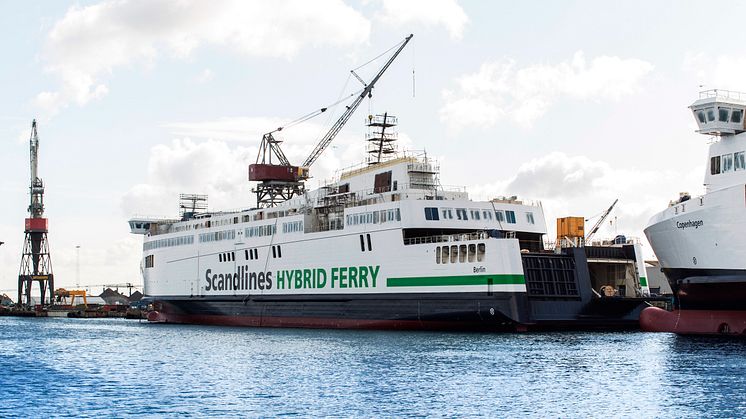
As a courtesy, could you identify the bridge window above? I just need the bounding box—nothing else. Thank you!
[526,212,535,224]
[441,208,453,219]
[424,207,440,220]
[470,209,481,220]
[722,153,734,172]
[696,110,706,123]
[733,109,743,124]
[456,208,468,220]
[706,107,716,122]
[495,210,505,222]
[711,156,721,174]
[735,151,745,171]
[506,210,517,224]
[483,210,493,220]
[719,107,730,122]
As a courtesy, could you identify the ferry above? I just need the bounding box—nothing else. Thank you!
[641,89,746,335]
[129,35,658,331]
[130,146,659,330]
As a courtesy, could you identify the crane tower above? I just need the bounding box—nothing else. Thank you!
[18,119,54,307]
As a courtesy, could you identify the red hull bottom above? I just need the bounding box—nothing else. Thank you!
[640,306,746,336]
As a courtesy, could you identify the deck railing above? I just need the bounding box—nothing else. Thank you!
[699,89,746,101]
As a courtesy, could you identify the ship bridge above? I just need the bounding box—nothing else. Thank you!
[691,89,746,136]
[691,90,746,193]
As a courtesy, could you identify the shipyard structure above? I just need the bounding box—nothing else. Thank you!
[17,120,54,307]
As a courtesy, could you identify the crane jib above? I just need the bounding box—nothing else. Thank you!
[301,34,413,168]
[250,34,414,207]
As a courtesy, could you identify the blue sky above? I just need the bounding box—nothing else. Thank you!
[0,0,742,296]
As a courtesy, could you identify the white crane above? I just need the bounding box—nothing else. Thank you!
[585,199,618,242]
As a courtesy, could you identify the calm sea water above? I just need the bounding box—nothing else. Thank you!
[1,317,745,418]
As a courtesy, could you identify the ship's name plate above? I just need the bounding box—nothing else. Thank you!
[676,219,704,230]
[204,265,380,292]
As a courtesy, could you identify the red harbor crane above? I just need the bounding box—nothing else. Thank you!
[18,120,54,307]
[249,34,413,207]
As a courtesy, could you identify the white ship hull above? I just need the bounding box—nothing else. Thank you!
[641,90,746,335]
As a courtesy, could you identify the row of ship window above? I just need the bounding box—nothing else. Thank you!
[247,221,303,237]
[435,243,486,264]
[346,208,402,226]
[424,207,534,225]
[144,207,534,251]
[171,209,303,233]
[146,245,281,269]
[283,220,303,234]
[146,210,398,250]
[710,151,746,175]
[218,246,284,262]
[246,224,277,238]
[696,107,744,125]
[143,234,194,251]
[198,229,236,243]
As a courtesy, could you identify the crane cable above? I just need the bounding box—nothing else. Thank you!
[266,37,408,140]
[267,87,363,135]
[351,38,406,72]
[315,72,354,145]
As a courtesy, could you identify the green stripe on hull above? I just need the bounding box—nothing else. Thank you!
[386,274,525,287]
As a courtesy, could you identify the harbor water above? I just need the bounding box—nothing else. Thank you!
[1,317,745,417]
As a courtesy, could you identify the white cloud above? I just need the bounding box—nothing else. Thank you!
[376,0,469,40]
[194,68,213,83]
[466,152,702,255]
[440,52,654,129]
[684,52,746,92]
[36,0,371,112]
[123,138,255,216]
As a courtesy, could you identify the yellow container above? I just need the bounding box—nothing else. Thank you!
[557,217,585,241]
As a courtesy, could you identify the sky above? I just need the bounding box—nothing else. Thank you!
[0,0,742,297]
